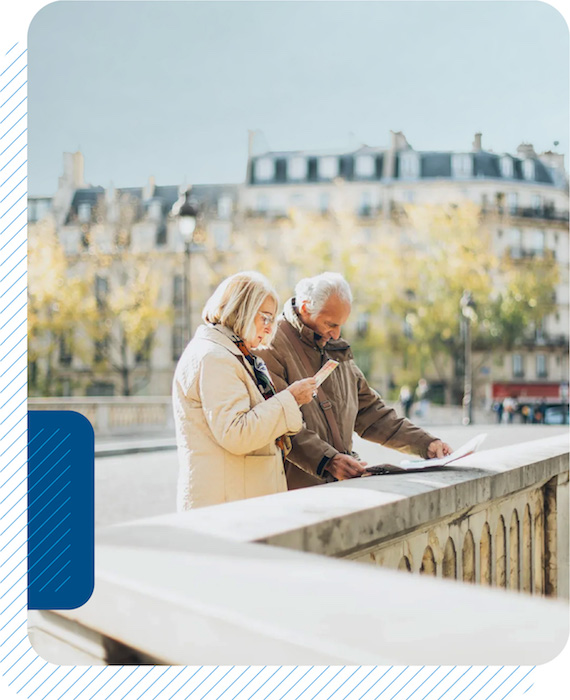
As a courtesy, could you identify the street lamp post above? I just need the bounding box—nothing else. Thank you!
[173,189,198,343]
[460,291,477,425]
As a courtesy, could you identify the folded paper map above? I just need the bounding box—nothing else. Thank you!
[398,433,487,470]
[314,359,339,387]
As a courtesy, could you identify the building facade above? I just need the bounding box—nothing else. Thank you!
[29,153,239,396]
[29,133,569,405]
[240,131,569,406]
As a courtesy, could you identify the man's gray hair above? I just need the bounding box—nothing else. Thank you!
[295,272,353,316]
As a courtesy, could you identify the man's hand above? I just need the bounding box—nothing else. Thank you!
[426,439,452,459]
[326,453,368,480]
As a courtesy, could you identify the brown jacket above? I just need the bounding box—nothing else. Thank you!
[256,299,437,490]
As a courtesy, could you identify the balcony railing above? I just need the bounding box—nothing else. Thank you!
[483,206,569,222]
[29,435,569,665]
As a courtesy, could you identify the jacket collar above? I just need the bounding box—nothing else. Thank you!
[194,324,243,356]
[282,298,350,351]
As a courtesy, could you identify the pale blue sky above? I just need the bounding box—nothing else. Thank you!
[28,0,569,195]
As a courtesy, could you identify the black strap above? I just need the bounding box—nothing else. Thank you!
[281,321,345,453]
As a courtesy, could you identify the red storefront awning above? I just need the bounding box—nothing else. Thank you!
[492,382,562,400]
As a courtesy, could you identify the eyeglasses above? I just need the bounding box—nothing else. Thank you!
[258,311,275,327]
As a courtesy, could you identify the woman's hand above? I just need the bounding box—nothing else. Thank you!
[287,377,318,406]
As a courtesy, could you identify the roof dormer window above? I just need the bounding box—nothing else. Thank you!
[78,203,91,223]
[452,154,472,178]
[354,155,375,178]
[318,156,338,179]
[523,159,535,181]
[288,156,307,181]
[400,151,419,179]
[500,156,513,178]
[149,201,162,220]
[255,158,274,182]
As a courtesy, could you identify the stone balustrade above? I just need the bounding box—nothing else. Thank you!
[28,397,174,435]
[29,434,569,665]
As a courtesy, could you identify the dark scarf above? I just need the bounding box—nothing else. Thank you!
[219,328,292,458]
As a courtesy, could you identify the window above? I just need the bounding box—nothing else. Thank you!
[256,194,269,214]
[149,201,162,220]
[318,156,338,179]
[275,159,287,183]
[512,354,524,378]
[500,156,514,178]
[217,196,232,220]
[356,311,370,338]
[172,324,186,361]
[400,152,419,178]
[354,155,375,178]
[319,192,330,214]
[536,354,548,378]
[509,228,522,257]
[86,382,115,396]
[78,203,91,222]
[290,193,304,208]
[507,192,518,214]
[155,223,167,246]
[452,154,472,178]
[358,191,373,217]
[288,157,306,180]
[135,335,152,364]
[173,275,184,308]
[523,160,535,181]
[532,230,545,256]
[531,194,542,212]
[95,276,108,308]
[94,336,109,363]
[59,334,72,367]
[255,158,274,182]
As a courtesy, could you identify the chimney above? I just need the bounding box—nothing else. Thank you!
[516,143,536,159]
[472,132,482,151]
[383,130,410,179]
[143,175,156,201]
[62,151,85,189]
[390,130,410,151]
[538,150,565,173]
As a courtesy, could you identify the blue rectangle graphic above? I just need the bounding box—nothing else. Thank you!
[27,410,94,610]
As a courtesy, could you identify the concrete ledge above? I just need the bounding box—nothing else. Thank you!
[45,528,568,665]
[135,435,569,556]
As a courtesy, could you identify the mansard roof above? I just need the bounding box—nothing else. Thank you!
[249,147,559,186]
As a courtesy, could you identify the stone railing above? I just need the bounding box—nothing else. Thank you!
[28,397,174,435]
[151,434,569,598]
[28,396,494,435]
[29,435,569,666]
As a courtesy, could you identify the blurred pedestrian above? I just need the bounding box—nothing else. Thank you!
[415,377,429,418]
[400,384,414,419]
[521,404,531,424]
[493,400,504,424]
[534,398,547,424]
[503,396,518,424]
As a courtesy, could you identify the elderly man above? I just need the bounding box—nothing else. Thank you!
[257,272,452,489]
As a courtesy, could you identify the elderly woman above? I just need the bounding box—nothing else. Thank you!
[173,271,317,510]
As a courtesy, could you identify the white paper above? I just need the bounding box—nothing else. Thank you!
[399,433,487,470]
[313,360,339,387]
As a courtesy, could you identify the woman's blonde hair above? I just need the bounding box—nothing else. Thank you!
[202,271,279,347]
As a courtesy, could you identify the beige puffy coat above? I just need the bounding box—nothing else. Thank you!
[173,324,303,510]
